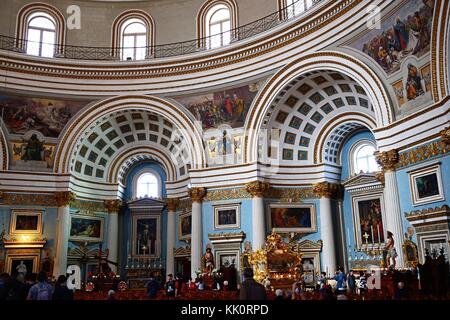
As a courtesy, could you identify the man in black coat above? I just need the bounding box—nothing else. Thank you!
[239,268,267,300]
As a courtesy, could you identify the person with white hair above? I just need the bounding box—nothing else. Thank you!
[107,289,116,300]
[274,289,284,300]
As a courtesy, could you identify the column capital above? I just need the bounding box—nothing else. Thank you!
[375,149,399,172]
[188,187,207,203]
[374,171,385,186]
[313,182,342,199]
[165,198,180,211]
[245,181,270,197]
[104,199,122,213]
[54,191,75,207]
[440,126,450,145]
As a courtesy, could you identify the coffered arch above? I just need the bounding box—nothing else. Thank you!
[244,51,393,164]
[54,95,205,180]
[0,125,8,170]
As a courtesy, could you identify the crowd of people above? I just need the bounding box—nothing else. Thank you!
[0,271,74,301]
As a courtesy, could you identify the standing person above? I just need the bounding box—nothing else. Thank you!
[6,273,27,300]
[347,270,356,295]
[165,274,176,299]
[239,268,266,300]
[24,273,37,296]
[334,267,347,291]
[26,271,53,300]
[52,275,74,301]
[0,273,12,301]
[385,231,397,270]
[146,272,159,299]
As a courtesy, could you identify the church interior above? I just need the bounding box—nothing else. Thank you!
[0,0,449,301]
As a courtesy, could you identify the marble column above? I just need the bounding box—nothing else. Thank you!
[105,199,122,273]
[375,149,405,268]
[53,191,75,278]
[313,182,341,275]
[188,187,206,279]
[245,181,270,251]
[165,198,179,277]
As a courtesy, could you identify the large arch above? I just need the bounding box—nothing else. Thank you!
[53,95,205,177]
[0,126,8,171]
[244,51,393,163]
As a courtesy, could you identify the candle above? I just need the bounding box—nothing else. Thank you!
[371,226,374,244]
[377,225,381,245]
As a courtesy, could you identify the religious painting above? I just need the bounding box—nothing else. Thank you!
[11,140,55,167]
[268,203,316,233]
[173,80,265,129]
[349,0,434,75]
[132,215,160,256]
[0,94,90,137]
[409,164,444,205]
[352,195,386,248]
[69,214,104,242]
[214,203,240,229]
[405,63,425,101]
[178,212,192,240]
[10,209,43,235]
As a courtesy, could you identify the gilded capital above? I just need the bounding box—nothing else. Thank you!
[313,182,342,199]
[440,126,450,145]
[374,171,385,186]
[375,149,399,172]
[245,181,270,197]
[165,198,180,212]
[188,187,207,202]
[104,199,122,213]
[54,191,75,207]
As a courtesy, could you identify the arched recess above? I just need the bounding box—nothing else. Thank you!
[15,2,66,54]
[0,126,9,170]
[53,95,205,178]
[314,114,377,165]
[196,0,238,48]
[244,51,393,163]
[111,9,156,58]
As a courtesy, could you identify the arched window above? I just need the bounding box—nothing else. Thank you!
[283,0,314,19]
[197,0,238,49]
[207,4,231,49]
[120,18,147,60]
[136,172,159,198]
[26,12,56,57]
[353,143,379,174]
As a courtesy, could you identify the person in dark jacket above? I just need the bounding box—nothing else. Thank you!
[239,268,266,300]
[6,273,27,300]
[146,272,159,299]
[52,275,74,301]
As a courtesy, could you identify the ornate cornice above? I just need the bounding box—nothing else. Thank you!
[204,188,251,201]
[269,187,315,201]
[312,182,342,199]
[405,204,450,222]
[165,198,180,212]
[104,199,122,213]
[375,149,399,172]
[188,187,207,203]
[0,193,56,206]
[440,126,450,145]
[398,139,449,169]
[245,181,270,197]
[54,191,76,207]
[71,199,106,214]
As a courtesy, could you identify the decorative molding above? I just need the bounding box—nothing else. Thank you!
[179,198,192,212]
[440,126,450,145]
[2,238,47,249]
[205,187,250,201]
[104,199,122,213]
[188,187,207,202]
[296,239,323,252]
[375,149,399,172]
[165,198,180,212]
[269,187,315,201]
[208,231,246,243]
[54,191,75,207]
[174,246,191,257]
[397,140,449,169]
[71,199,106,214]
[312,182,342,199]
[0,193,57,206]
[245,181,270,197]
[405,204,450,222]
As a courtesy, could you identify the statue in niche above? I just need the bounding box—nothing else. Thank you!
[384,231,398,270]
[21,134,44,161]
[16,260,27,275]
[202,247,215,273]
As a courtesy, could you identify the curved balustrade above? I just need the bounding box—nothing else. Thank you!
[0,0,322,60]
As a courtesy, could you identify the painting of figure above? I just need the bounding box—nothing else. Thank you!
[10,210,42,235]
[11,259,34,277]
[15,215,39,231]
[269,205,316,232]
[405,64,424,100]
[214,204,240,229]
[351,0,434,74]
[174,81,264,129]
[179,214,192,239]
[135,218,157,255]
[415,173,439,199]
[69,215,103,242]
[356,198,384,245]
[0,94,89,137]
